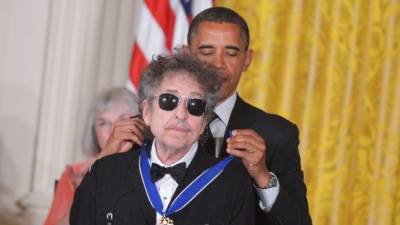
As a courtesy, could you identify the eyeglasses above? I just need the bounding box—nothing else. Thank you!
[156,93,207,116]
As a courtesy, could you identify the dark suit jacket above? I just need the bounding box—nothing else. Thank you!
[219,96,312,225]
[70,143,255,225]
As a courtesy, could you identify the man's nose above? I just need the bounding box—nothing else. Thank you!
[174,100,188,119]
[213,52,226,69]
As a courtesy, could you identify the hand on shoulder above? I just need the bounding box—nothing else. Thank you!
[98,115,147,160]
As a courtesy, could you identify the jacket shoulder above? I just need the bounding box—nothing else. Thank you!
[234,97,298,137]
[90,150,139,179]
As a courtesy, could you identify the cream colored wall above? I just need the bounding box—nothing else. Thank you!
[0,1,49,224]
[0,1,141,224]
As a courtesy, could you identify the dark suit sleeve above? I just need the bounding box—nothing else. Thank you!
[266,125,312,225]
[69,163,98,225]
[228,172,255,225]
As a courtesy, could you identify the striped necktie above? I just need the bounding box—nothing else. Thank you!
[199,113,218,157]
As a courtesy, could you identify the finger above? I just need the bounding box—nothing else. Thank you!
[114,114,143,122]
[113,130,144,144]
[114,119,145,128]
[231,129,265,143]
[114,121,146,134]
[120,141,134,152]
[226,147,248,159]
[129,116,146,125]
[226,147,262,166]
[129,114,142,119]
[227,143,260,156]
[115,119,147,133]
[114,125,145,142]
[119,113,141,120]
[227,137,265,153]
[130,133,144,145]
[226,140,257,153]
[124,123,145,140]
[228,149,264,170]
[230,133,264,148]
[132,121,147,133]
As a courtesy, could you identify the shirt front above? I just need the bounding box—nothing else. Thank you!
[149,141,198,221]
[210,91,237,137]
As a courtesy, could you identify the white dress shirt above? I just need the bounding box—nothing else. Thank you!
[212,92,280,212]
[149,141,198,222]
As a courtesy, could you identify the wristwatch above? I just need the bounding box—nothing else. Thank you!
[266,172,278,189]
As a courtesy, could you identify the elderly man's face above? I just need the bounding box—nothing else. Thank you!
[142,72,206,153]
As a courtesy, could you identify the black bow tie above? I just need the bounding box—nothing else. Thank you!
[150,162,187,183]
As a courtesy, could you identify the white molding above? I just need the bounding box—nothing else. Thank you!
[30,0,99,194]
[18,191,52,225]
[18,4,98,223]
[18,0,141,223]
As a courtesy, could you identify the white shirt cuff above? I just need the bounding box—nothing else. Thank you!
[254,172,280,212]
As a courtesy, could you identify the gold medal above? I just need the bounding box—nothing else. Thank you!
[159,216,174,225]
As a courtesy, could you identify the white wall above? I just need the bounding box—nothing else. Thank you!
[0,1,141,224]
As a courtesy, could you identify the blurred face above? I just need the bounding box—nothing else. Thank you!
[95,104,132,149]
[188,21,253,102]
[142,72,206,154]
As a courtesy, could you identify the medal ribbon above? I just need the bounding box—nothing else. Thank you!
[139,144,234,216]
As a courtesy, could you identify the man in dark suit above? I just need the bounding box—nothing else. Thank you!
[70,53,254,225]
[185,7,312,225]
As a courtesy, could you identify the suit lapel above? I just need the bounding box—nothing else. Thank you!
[226,96,252,130]
[219,96,252,157]
[167,147,217,223]
[126,145,156,225]
[169,147,216,205]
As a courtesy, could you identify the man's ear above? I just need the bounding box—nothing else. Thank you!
[142,100,151,126]
[243,48,254,71]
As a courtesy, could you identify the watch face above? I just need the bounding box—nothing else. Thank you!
[267,173,278,189]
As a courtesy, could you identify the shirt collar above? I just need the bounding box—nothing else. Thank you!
[214,92,237,126]
[150,141,198,168]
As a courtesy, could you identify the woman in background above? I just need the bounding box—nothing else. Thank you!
[44,87,144,225]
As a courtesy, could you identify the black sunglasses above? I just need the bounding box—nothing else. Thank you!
[157,93,207,116]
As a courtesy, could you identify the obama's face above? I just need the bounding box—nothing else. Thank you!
[188,21,253,102]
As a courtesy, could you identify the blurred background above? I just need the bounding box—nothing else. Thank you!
[0,0,399,224]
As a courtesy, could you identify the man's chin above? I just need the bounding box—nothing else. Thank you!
[164,143,191,153]
[218,89,234,102]
[164,136,190,149]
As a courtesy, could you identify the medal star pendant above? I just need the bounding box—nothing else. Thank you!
[159,216,174,225]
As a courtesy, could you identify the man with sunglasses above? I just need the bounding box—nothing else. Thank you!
[70,53,255,225]
[184,7,312,225]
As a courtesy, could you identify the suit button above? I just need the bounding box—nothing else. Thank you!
[106,212,113,225]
